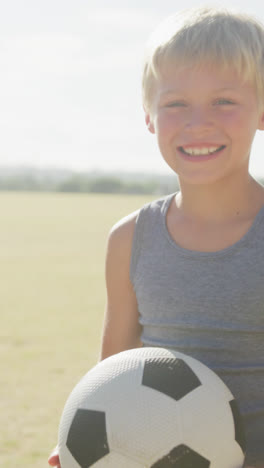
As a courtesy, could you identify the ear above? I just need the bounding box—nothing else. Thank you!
[144,110,155,134]
[258,110,264,130]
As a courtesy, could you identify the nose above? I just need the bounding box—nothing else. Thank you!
[185,107,213,133]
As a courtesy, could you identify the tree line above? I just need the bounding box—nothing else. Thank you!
[0,171,180,195]
[0,168,263,195]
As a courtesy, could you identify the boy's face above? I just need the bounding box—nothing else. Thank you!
[145,63,264,185]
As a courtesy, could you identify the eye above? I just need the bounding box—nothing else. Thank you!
[214,98,235,105]
[165,101,187,108]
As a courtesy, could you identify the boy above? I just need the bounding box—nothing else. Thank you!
[49,6,264,467]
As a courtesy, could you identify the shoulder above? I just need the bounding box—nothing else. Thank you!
[106,194,173,257]
[108,210,139,249]
[108,196,166,243]
[105,210,140,270]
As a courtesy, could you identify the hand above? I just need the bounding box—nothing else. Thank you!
[48,446,61,467]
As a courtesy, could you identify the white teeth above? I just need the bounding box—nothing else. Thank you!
[182,146,221,155]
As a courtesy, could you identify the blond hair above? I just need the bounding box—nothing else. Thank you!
[142,6,264,112]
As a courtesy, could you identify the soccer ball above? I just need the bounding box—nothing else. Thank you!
[58,347,246,468]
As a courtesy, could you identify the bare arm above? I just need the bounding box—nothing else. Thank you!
[48,212,141,467]
[100,211,142,360]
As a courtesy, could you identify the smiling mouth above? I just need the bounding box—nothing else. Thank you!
[179,145,226,156]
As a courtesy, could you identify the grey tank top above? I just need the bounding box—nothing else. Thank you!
[130,193,264,466]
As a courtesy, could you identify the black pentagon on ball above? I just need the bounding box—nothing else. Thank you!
[229,399,247,453]
[142,357,201,401]
[66,409,109,467]
[151,444,210,467]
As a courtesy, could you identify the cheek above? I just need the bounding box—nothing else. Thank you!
[218,113,254,147]
[218,110,241,126]
[220,109,257,133]
[155,113,182,137]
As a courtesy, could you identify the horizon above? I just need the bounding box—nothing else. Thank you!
[2,0,264,177]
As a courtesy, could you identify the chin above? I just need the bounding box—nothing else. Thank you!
[177,172,227,187]
[164,160,228,186]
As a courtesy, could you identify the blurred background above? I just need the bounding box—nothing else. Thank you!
[1,0,264,179]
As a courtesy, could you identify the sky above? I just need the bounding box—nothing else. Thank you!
[1,0,264,176]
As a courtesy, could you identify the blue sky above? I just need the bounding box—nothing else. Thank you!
[1,0,264,175]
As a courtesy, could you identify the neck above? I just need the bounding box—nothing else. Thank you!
[176,172,264,223]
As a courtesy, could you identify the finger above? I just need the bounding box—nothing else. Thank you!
[48,449,60,467]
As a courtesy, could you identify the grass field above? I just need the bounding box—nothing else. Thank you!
[0,191,156,468]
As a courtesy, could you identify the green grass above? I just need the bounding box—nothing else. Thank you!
[0,191,156,468]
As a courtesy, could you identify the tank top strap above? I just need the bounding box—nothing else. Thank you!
[130,193,175,284]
